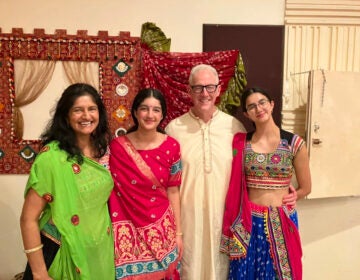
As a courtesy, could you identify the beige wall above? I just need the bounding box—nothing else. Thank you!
[1,0,359,279]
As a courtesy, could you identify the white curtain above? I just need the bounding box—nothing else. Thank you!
[13,59,56,139]
[62,61,99,89]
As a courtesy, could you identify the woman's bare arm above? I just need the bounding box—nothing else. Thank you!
[20,188,52,280]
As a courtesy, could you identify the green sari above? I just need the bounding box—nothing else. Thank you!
[25,141,115,280]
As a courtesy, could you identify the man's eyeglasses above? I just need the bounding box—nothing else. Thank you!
[246,99,270,112]
[190,84,218,94]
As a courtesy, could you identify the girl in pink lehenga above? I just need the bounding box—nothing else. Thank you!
[108,88,183,280]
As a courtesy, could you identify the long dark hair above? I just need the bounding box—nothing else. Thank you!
[41,83,110,163]
[241,86,273,112]
[127,88,167,134]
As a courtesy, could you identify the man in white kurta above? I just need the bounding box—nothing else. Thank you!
[165,64,246,280]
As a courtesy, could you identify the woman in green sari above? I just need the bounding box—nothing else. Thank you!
[20,83,115,280]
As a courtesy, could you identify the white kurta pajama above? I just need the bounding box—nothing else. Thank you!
[166,109,245,280]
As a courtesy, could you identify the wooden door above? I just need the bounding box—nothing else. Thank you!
[306,70,360,198]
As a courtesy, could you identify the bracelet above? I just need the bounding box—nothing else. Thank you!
[176,232,183,236]
[24,244,44,254]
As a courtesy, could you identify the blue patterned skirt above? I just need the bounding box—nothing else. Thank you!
[229,202,299,280]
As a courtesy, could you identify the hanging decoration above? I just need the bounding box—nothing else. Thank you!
[112,59,131,77]
[140,22,247,128]
[0,28,141,174]
[115,83,129,96]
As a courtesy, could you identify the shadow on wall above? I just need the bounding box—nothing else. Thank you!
[297,196,360,246]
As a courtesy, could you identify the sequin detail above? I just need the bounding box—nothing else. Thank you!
[71,215,80,225]
[42,193,54,203]
[72,163,81,174]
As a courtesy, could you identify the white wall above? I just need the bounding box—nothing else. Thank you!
[0,0,285,53]
[1,0,359,279]
[298,197,360,279]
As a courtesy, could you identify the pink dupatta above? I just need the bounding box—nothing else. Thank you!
[220,132,251,258]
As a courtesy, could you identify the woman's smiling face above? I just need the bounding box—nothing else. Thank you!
[134,96,163,131]
[68,94,99,139]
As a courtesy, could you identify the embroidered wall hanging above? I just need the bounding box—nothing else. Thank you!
[0,28,141,174]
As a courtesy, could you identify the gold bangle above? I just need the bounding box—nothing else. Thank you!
[24,244,43,254]
[176,232,183,236]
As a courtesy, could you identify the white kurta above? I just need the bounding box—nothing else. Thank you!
[166,110,245,280]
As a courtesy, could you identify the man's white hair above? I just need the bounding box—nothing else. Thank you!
[189,64,219,85]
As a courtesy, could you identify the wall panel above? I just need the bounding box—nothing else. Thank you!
[282,0,360,136]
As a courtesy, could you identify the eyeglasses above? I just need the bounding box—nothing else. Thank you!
[246,99,270,112]
[190,84,218,94]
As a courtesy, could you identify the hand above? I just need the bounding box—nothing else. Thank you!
[282,185,298,208]
[176,235,183,260]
